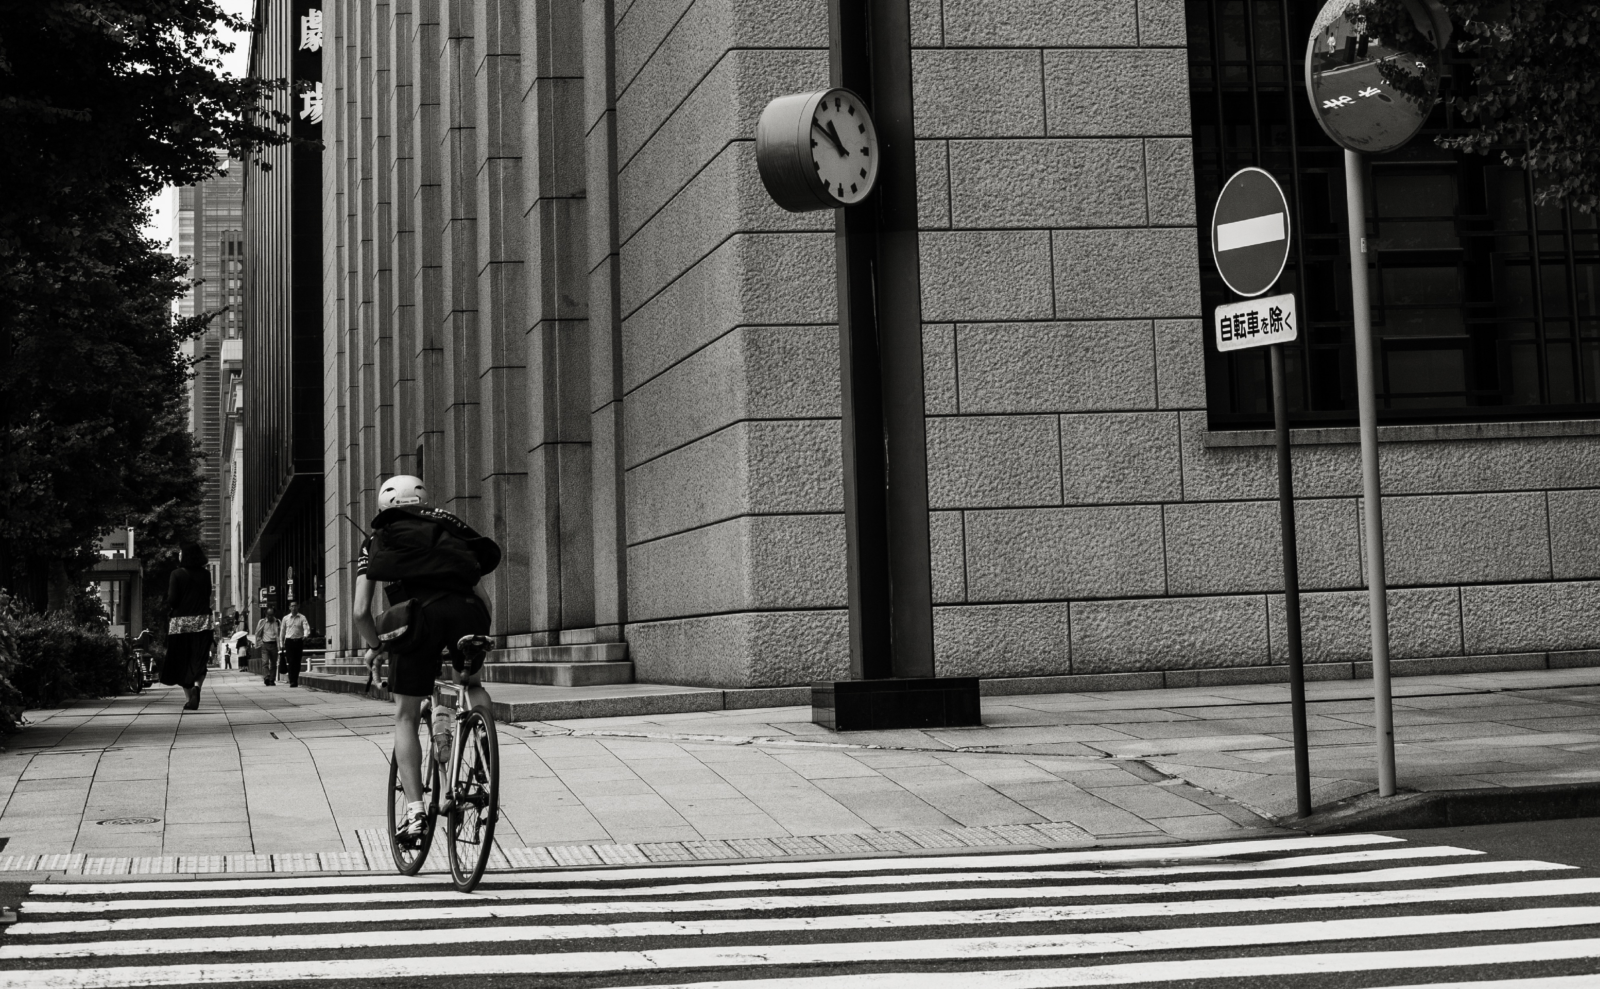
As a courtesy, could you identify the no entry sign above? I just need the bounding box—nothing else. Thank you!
[1211,168,1291,298]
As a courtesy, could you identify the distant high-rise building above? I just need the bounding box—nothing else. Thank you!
[174,160,245,611]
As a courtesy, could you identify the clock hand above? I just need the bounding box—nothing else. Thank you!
[824,119,852,156]
[812,120,848,157]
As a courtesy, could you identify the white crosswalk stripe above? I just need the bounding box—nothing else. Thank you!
[2,833,1598,988]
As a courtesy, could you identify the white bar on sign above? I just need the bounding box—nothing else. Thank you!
[1217,212,1286,251]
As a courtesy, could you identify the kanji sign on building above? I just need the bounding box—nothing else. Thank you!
[1215,292,1297,352]
[299,9,323,52]
[300,82,323,125]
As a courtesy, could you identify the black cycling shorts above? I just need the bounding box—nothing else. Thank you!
[387,592,490,698]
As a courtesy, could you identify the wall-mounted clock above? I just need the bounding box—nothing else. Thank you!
[755,88,880,212]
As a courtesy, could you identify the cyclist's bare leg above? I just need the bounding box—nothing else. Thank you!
[393,693,428,804]
[451,667,490,711]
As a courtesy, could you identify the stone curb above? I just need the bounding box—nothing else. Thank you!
[0,821,1292,878]
[1288,781,1600,834]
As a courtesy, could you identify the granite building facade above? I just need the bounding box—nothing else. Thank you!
[318,0,1600,686]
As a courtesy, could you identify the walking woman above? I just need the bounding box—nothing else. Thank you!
[161,544,214,711]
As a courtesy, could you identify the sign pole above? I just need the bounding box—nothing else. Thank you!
[1344,147,1397,796]
[1209,165,1312,815]
[1269,341,1312,818]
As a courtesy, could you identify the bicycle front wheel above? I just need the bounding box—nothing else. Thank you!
[445,707,499,892]
[387,710,439,875]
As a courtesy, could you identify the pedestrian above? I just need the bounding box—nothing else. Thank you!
[255,606,282,685]
[230,627,250,672]
[281,601,310,687]
[160,544,214,711]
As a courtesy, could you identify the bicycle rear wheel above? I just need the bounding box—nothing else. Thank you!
[387,705,439,875]
[445,707,499,892]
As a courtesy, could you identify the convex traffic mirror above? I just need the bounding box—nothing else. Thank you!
[1306,0,1450,154]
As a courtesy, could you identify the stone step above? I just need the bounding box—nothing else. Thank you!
[493,643,628,664]
[479,660,633,687]
[298,672,393,702]
[319,663,378,677]
[434,680,732,722]
[316,657,630,686]
[303,673,810,720]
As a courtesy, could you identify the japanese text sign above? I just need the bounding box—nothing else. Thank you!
[1216,292,1297,352]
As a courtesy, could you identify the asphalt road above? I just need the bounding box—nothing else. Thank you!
[5,824,1600,988]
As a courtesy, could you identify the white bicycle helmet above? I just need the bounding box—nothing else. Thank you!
[377,474,428,509]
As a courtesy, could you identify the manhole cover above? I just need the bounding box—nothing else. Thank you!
[96,817,158,826]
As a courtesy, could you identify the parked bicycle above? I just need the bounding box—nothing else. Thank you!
[126,630,157,694]
[387,636,500,892]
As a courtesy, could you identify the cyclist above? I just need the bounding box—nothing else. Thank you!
[353,475,500,844]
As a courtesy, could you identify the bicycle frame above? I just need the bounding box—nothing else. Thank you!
[435,674,475,817]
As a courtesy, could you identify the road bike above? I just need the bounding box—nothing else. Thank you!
[386,640,500,892]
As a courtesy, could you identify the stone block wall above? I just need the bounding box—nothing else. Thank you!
[322,0,598,651]
[913,0,1600,678]
[606,0,850,686]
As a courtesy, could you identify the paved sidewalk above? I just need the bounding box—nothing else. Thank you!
[3,666,1598,873]
[552,667,1600,820]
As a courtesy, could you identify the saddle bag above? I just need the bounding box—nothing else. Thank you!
[375,591,450,654]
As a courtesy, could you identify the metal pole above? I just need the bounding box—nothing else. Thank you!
[1344,148,1397,797]
[1270,342,1312,818]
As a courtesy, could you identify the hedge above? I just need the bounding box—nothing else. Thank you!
[0,592,130,731]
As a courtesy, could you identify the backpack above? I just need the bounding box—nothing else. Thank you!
[364,506,500,588]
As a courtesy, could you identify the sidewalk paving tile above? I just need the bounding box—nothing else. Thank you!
[682,839,739,860]
[724,837,784,858]
[130,856,177,874]
[594,843,651,865]
[895,827,969,848]
[815,833,877,854]
[80,856,131,875]
[770,835,831,855]
[1088,784,1215,819]
[811,776,959,829]
[503,846,561,868]
[1147,813,1239,836]
[1033,821,1095,842]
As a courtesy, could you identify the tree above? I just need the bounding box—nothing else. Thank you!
[1362,0,1600,211]
[0,2,288,609]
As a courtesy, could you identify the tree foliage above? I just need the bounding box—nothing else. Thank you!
[0,1,288,609]
[1363,0,1600,211]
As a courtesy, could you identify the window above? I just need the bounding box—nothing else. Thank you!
[1188,0,1600,427]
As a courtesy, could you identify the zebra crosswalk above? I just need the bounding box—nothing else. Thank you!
[2,832,1599,987]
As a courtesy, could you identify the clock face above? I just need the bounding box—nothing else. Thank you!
[810,90,878,205]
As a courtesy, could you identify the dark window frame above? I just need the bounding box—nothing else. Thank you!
[1188,0,1600,429]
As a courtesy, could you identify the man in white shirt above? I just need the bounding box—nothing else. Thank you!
[255,608,281,685]
[282,602,311,688]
